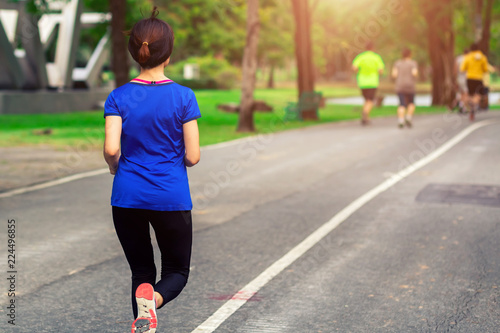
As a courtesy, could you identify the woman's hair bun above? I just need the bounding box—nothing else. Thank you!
[150,6,159,19]
[127,7,175,69]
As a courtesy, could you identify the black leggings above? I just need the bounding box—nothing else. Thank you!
[112,207,192,318]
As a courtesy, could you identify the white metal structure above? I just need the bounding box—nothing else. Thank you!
[0,0,110,90]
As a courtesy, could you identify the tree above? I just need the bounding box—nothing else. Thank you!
[109,0,129,87]
[474,0,483,42]
[291,0,316,120]
[479,0,493,57]
[237,0,260,132]
[422,0,456,106]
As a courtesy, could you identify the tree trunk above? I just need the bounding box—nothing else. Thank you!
[237,0,260,132]
[480,0,492,57]
[291,0,317,120]
[267,65,275,89]
[422,0,455,106]
[109,0,129,87]
[475,0,483,42]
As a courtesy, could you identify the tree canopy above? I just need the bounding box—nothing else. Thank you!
[17,0,498,96]
[75,0,499,78]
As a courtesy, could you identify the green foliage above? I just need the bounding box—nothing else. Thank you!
[312,0,430,77]
[18,0,52,15]
[11,0,500,88]
[154,0,246,64]
[486,0,500,65]
[257,0,294,67]
[453,0,476,54]
[168,56,241,89]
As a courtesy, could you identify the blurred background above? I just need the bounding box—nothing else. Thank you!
[0,0,498,189]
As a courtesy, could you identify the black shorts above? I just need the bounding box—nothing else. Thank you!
[467,79,484,96]
[361,88,377,101]
[397,93,415,107]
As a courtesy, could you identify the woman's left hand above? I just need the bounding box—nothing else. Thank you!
[109,166,117,175]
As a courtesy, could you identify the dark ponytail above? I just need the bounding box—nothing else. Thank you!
[127,7,174,69]
[138,42,151,64]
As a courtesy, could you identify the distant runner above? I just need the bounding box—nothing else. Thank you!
[352,42,385,126]
[454,49,469,113]
[392,48,418,129]
[460,43,488,121]
[480,63,496,111]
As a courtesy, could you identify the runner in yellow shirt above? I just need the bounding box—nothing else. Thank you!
[352,42,385,126]
[460,43,488,121]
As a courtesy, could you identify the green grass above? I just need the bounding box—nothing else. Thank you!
[0,87,476,149]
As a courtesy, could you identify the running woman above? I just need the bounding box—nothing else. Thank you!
[352,42,385,126]
[103,7,201,333]
[392,48,418,128]
[460,43,488,121]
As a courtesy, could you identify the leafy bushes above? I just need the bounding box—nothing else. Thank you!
[167,56,241,90]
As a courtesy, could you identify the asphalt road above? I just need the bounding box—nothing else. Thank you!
[1,111,499,333]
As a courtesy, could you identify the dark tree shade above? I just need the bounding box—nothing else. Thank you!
[480,0,493,57]
[109,0,129,87]
[291,0,317,120]
[237,0,260,133]
[422,0,456,106]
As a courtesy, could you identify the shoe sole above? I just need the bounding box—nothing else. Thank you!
[132,318,152,333]
[132,284,157,333]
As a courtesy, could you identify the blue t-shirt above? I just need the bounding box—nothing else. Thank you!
[104,81,201,211]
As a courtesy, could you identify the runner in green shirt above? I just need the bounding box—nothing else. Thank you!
[352,42,385,125]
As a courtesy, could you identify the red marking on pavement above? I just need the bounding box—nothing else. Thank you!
[208,291,262,302]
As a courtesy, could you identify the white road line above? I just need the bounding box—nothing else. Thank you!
[201,136,258,151]
[191,119,499,333]
[0,168,109,199]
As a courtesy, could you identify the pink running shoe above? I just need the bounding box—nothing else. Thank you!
[131,283,157,333]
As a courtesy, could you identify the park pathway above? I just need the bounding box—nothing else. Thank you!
[328,92,500,106]
[1,111,500,332]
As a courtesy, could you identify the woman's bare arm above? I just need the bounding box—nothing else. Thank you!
[103,116,122,174]
[183,119,200,167]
